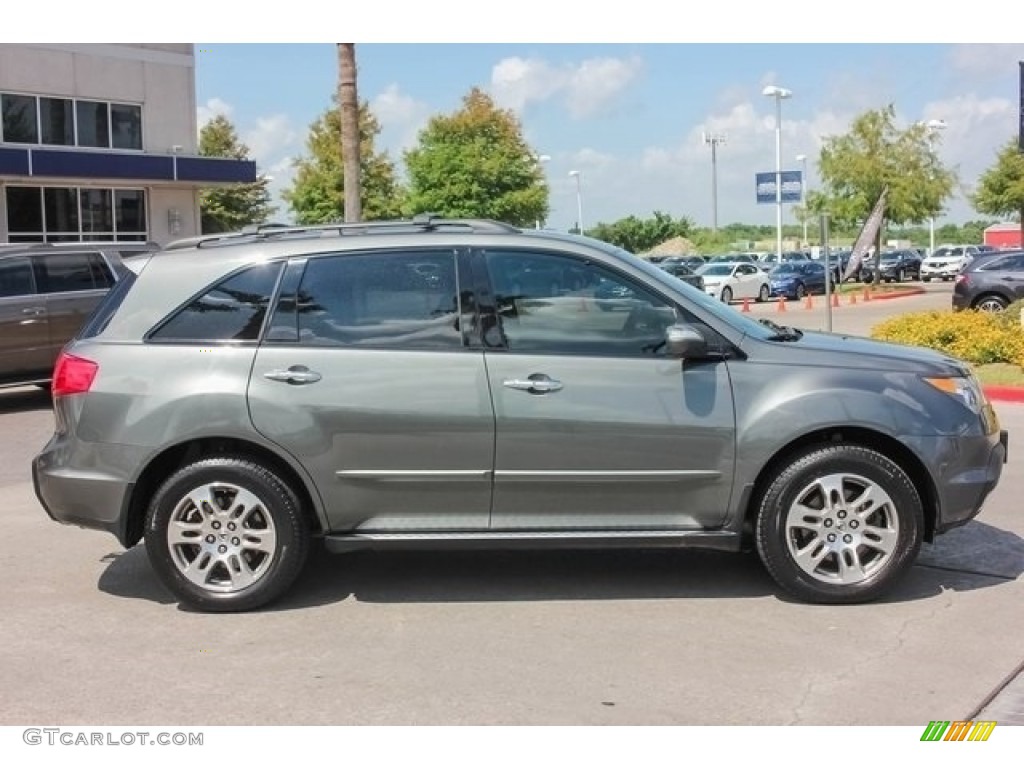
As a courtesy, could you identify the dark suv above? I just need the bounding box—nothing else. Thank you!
[952,250,1024,311]
[0,242,153,388]
[33,218,1008,612]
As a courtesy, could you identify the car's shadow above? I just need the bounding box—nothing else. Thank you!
[97,521,1024,612]
[0,386,52,414]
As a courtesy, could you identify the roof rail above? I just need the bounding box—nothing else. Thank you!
[164,215,521,250]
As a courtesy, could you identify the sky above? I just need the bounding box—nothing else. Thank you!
[9,2,1024,233]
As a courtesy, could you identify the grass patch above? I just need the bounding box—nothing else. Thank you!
[836,282,916,295]
[973,362,1024,387]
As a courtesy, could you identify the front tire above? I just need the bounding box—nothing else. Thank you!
[755,444,923,604]
[145,457,310,612]
[720,286,733,304]
[757,284,770,302]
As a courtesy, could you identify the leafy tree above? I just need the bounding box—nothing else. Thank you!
[588,211,693,253]
[403,88,548,226]
[810,105,956,267]
[972,137,1024,246]
[198,115,275,233]
[284,100,403,224]
[337,43,361,222]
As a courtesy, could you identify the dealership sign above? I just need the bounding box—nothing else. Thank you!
[756,170,803,204]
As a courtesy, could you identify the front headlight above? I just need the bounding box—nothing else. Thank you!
[922,374,985,413]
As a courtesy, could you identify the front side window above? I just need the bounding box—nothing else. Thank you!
[291,251,463,350]
[483,250,679,357]
[151,263,283,342]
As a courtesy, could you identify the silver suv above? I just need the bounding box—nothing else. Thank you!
[33,218,1008,612]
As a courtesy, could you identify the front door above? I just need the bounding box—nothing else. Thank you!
[479,249,737,531]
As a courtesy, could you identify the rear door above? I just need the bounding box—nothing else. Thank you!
[0,254,50,383]
[248,248,495,533]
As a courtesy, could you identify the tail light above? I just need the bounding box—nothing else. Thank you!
[51,352,98,397]
[954,274,968,286]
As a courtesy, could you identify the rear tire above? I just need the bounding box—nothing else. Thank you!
[755,444,923,604]
[720,286,733,304]
[974,294,1009,312]
[757,284,770,303]
[145,456,310,612]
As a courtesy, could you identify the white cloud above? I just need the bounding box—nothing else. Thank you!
[490,55,643,118]
[949,45,1024,78]
[242,114,298,165]
[371,83,431,152]
[196,97,233,128]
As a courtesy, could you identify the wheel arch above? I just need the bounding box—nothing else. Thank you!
[121,437,324,548]
[740,426,939,547]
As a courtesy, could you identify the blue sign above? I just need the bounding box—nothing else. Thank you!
[756,170,803,204]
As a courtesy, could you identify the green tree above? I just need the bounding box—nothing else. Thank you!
[403,88,548,226]
[972,137,1024,246]
[284,100,402,224]
[588,211,693,253]
[810,105,956,265]
[198,115,275,233]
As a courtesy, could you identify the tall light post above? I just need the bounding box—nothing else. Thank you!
[569,170,584,236]
[796,153,808,246]
[763,85,793,259]
[702,132,726,233]
[922,119,947,255]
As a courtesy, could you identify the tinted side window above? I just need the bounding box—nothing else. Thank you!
[151,262,283,342]
[89,253,115,288]
[294,251,463,350]
[484,250,679,357]
[980,254,1024,272]
[37,252,99,293]
[0,257,36,298]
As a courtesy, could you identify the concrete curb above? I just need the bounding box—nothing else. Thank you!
[855,286,927,301]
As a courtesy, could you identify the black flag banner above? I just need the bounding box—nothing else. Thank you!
[843,187,888,281]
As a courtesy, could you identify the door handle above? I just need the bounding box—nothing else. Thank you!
[21,306,46,316]
[503,375,563,394]
[263,365,322,385]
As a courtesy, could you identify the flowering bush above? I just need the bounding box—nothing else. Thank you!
[871,310,1024,366]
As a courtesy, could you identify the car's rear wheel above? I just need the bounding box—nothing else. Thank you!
[757,284,770,302]
[795,283,806,299]
[755,444,923,604]
[974,294,1009,312]
[145,457,309,612]
[720,286,733,303]
[922,276,931,282]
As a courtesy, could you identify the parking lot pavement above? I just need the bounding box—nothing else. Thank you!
[0,371,1020,726]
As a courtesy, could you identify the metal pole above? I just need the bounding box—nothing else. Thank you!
[821,213,832,333]
[800,155,808,246]
[929,217,935,255]
[775,96,783,260]
[711,140,719,233]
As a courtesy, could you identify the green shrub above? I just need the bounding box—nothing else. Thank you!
[871,310,1024,366]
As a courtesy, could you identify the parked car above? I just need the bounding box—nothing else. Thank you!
[861,249,922,283]
[657,261,705,290]
[768,261,830,300]
[820,249,863,283]
[0,241,152,388]
[707,253,759,265]
[659,254,707,271]
[33,217,1008,612]
[696,261,771,303]
[757,251,808,272]
[952,250,1024,312]
[921,245,980,282]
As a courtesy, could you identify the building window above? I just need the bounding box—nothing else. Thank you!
[1,93,142,150]
[5,186,148,242]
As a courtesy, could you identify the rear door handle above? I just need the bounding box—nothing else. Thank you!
[503,375,563,394]
[21,306,46,316]
[263,365,322,385]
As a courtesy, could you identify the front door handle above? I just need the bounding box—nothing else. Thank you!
[21,306,46,316]
[263,365,322,385]
[503,374,563,394]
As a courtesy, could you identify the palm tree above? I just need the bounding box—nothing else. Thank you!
[337,43,361,222]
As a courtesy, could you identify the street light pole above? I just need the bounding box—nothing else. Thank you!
[922,119,946,255]
[763,85,792,260]
[569,170,584,236]
[703,132,726,233]
[796,153,809,246]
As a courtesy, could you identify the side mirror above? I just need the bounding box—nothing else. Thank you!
[665,323,708,359]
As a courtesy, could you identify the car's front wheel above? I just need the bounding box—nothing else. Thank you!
[757,284,770,302]
[145,457,310,612]
[720,286,733,303]
[755,444,923,604]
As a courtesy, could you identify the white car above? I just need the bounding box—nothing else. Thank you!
[920,245,979,282]
[697,262,771,303]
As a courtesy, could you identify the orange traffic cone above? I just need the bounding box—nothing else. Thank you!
[849,291,857,305]
[832,292,840,308]
[777,296,787,312]
[804,293,814,310]
[862,286,871,302]
[741,297,751,313]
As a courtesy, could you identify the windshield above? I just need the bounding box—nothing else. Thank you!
[771,264,801,274]
[700,264,734,276]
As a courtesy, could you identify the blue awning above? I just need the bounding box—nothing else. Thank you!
[0,146,256,184]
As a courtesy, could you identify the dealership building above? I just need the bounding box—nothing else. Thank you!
[0,43,254,245]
